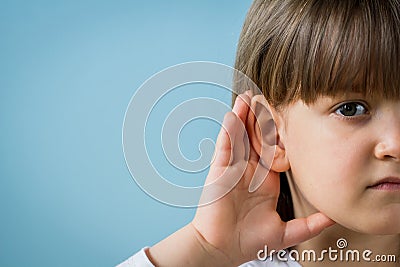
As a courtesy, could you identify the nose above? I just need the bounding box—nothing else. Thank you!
[374,109,400,162]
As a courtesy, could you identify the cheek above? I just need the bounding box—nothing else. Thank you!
[285,116,370,214]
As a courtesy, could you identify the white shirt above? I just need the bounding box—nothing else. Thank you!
[116,247,302,267]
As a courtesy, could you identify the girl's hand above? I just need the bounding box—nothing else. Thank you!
[191,91,335,266]
[148,92,334,267]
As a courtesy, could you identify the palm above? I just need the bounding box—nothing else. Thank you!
[193,143,284,264]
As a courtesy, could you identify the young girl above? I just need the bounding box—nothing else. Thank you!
[119,0,400,266]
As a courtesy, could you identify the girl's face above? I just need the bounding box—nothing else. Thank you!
[281,94,400,234]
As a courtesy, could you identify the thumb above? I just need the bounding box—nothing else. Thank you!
[282,213,335,249]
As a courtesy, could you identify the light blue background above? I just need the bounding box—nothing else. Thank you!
[0,1,252,266]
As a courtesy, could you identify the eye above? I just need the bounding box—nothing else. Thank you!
[334,102,368,117]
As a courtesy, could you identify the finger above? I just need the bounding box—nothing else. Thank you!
[232,94,251,163]
[282,213,336,249]
[232,93,250,124]
[232,114,247,164]
[212,112,236,168]
[248,143,276,192]
[248,136,259,163]
[202,112,247,204]
[242,121,268,190]
[244,90,254,99]
[245,94,259,164]
[248,169,280,204]
[248,159,275,193]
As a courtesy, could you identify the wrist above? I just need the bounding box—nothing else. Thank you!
[148,223,232,267]
[187,222,233,267]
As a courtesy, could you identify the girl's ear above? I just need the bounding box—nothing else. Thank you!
[247,95,290,172]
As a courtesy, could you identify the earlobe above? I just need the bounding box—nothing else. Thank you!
[247,95,290,172]
[272,143,290,172]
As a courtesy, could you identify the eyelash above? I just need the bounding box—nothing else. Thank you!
[333,102,369,121]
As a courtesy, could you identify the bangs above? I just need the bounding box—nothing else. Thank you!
[291,0,400,104]
[251,0,400,108]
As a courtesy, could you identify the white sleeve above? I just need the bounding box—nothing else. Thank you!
[116,247,155,267]
[116,247,302,267]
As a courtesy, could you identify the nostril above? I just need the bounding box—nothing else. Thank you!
[384,155,400,162]
[374,142,400,162]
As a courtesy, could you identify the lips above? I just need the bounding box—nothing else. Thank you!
[368,177,400,191]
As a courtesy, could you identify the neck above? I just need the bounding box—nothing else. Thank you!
[294,225,400,266]
[286,171,400,266]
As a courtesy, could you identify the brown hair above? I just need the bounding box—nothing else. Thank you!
[233,0,400,221]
